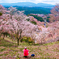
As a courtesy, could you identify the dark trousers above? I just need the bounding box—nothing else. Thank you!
[24,56,27,58]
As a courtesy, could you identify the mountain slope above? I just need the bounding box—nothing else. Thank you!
[5,6,51,15]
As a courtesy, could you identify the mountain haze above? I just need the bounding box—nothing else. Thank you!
[0,2,55,8]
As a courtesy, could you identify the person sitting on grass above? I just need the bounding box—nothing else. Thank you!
[23,47,29,58]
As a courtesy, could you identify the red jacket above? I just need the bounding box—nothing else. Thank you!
[23,49,29,56]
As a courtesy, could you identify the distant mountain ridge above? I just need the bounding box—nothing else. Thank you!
[5,6,51,15]
[0,2,55,8]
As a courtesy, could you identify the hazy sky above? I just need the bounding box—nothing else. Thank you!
[0,0,59,5]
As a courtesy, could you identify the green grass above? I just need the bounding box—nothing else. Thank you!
[0,54,4,56]
[20,48,23,52]
[43,42,56,46]
[53,48,59,52]
[0,37,59,59]
[40,57,56,59]
[4,53,8,56]
[0,38,16,47]
[0,48,5,52]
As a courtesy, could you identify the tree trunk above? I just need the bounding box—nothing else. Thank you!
[3,35,5,39]
[10,15,12,19]
[41,39,43,45]
[17,39,19,46]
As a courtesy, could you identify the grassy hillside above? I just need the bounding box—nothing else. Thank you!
[0,37,59,59]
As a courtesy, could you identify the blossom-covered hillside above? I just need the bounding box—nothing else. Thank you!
[0,5,59,45]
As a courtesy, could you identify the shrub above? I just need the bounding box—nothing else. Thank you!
[1,32,10,37]
[0,12,2,16]
[26,18,30,21]
[46,18,50,22]
[31,21,37,25]
[29,14,44,22]
[20,36,33,44]
[46,16,50,22]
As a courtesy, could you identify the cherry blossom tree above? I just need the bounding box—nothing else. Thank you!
[12,10,26,21]
[8,6,17,19]
[1,5,59,45]
[49,14,55,22]
[51,4,59,16]
[0,5,6,14]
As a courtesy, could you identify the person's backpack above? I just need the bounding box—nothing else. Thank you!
[31,54,35,57]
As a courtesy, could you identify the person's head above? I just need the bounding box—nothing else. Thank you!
[25,47,27,49]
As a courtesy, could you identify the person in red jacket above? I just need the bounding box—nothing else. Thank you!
[23,47,29,58]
